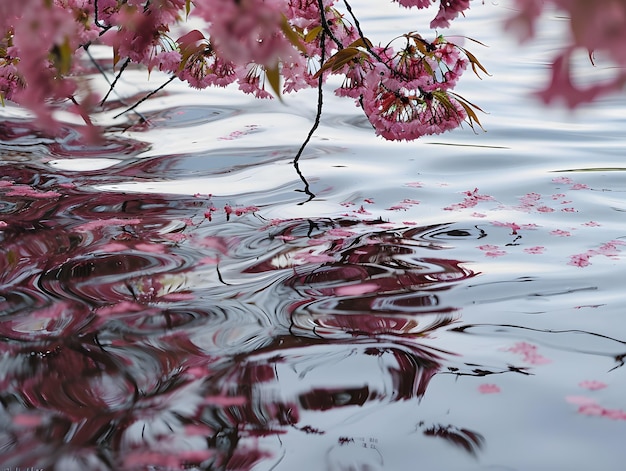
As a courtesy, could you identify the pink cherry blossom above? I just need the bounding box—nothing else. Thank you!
[478,384,501,394]
[570,183,589,190]
[193,0,292,66]
[477,245,507,258]
[579,380,608,391]
[523,246,545,255]
[491,221,521,234]
[444,188,494,211]
[565,396,626,421]
[568,253,592,267]
[505,342,551,365]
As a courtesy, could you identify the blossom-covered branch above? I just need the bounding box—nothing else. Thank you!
[1,0,484,141]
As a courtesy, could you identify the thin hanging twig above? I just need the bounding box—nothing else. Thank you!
[112,75,176,119]
[293,30,329,203]
[83,46,148,123]
[100,57,130,106]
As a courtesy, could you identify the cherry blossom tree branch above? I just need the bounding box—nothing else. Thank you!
[100,58,131,106]
[113,75,177,120]
[293,30,329,202]
[317,0,343,50]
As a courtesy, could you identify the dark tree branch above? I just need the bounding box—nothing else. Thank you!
[293,31,330,203]
[100,58,130,106]
[317,0,343,50]
[83,46,148,122]
[113,75,176,120]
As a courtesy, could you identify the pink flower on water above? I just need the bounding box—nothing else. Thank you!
[579,380,608,391]
[523,246,545,255]
[444,188,494,211]
[568,253,591,267]
[491,221,521,234]
[570,183,589,190]
[536,205,555,213]
[477,244,499,251]
[506,342,551,365]
[478,384,501,394]
[565,397,626,421]
[477,244,507,258]
[583,221,601,227]
[550,229,571,237]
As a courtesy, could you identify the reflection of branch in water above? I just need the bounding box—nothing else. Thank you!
[419,423,485,457]
[453,323,626,370]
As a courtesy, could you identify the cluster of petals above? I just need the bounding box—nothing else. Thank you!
[0,0,477,140]
[353,37,470,140]
[391,0,471,28]
[507,0,626,106]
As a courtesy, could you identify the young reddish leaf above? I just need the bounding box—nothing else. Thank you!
[329,47,361,71]
[346,37,373,49]
[449,92,487,132]
[177,30,206,55]
[315,47,363,78]
[461,47,490,78]
[177,30,207,68]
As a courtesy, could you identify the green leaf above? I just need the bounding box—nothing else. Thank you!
[305,25,323,43]
[315,47,362,78]
[266,62,282,101]
[113,45,120,67]
[281,15,307,55]
[346,37,373,50]
[51,37,72,76]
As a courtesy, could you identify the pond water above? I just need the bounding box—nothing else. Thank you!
[2,2,626,470]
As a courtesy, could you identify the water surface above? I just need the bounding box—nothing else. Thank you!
[1,2,626,470]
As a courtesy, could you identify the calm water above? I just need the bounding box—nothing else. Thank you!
[2,2,626,470]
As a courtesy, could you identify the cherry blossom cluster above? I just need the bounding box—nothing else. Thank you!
[507,0,626,106]
[0,0,480,140]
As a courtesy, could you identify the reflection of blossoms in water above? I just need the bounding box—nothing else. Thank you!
[0,160,491,469]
